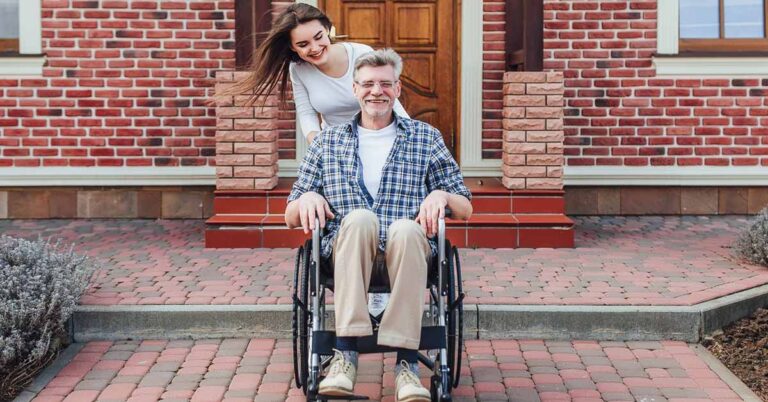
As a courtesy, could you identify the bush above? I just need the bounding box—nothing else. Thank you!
[734,207,768,267]
[0,236,95,400]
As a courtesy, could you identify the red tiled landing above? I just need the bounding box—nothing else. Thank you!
[32,339,747,402]
[2,217,765,307]
[205,177,574,248]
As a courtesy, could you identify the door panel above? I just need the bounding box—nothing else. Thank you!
[322,0,457,154]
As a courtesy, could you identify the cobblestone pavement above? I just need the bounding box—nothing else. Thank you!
[1,216,766,306]
[29,338,745,402]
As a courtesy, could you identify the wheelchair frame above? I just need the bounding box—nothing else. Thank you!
[292,217,465,401]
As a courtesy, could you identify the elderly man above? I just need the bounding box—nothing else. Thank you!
[285,48,472,401]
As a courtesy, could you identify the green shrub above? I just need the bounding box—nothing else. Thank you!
[734,207,768,267]
[0,236,95,400]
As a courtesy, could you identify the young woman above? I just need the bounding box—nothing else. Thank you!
[227,3,408,143]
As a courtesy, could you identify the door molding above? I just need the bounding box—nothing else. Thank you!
[280,0,498,177]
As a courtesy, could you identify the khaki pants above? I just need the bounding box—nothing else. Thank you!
[332,209,430,350]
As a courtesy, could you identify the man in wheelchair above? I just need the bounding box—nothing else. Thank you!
[285,48,472,401]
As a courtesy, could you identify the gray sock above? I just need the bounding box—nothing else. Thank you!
[340,350,359,368]
[395,360,419,377]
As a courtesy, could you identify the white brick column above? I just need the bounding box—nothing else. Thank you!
[502,72,564,190]
[214,71,279,190]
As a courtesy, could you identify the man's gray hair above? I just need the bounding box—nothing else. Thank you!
[353,48,403,81]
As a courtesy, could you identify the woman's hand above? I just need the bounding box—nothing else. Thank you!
[306,131,319,144]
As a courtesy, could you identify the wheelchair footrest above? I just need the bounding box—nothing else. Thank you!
[312,326,446,355]
[315,395,370,401]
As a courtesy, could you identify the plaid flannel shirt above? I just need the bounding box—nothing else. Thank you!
[288,113,472,258]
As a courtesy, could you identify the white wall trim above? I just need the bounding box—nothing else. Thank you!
[564,166,768,186]
[0,167,216,186]
[654,57,768,76]
[461,161,502,178]
[656,0,679,55]
[291,0,316,166]
[278,159,299,178]
[19,0,42,54]
[458,0,486,175]
[0,57,46,76]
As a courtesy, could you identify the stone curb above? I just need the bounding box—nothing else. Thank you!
[13,343,85,402]
[692,344,763,402]
[72,283,768,342]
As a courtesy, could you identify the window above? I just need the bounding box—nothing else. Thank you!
[654,0,768,75]
[0,0,44,76]
[679,0,768,53]
[0,0,19,54]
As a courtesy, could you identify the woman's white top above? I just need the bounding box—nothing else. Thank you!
[357,120,397,200]
[289,42,409,137]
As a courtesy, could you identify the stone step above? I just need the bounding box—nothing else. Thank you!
[70,283,768,342]
[212,177,566,215]
[207,177,573,248]
[205,213,574,248]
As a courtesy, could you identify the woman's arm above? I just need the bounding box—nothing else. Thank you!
[289,65,322,137]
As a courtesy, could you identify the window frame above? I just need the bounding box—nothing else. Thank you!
[0,0,45,76]
[678,0,768,54]
[655,0,768,75]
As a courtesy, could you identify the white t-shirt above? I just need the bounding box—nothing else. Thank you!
[357,121,397,200]
[289,42,408,136]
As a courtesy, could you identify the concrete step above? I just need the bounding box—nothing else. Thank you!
[70,283,768,343]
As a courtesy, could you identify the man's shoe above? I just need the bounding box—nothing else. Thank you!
[395,361,430,402]
[318,349,357,396]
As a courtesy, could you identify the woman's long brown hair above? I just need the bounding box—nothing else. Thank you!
[222,3,332,107]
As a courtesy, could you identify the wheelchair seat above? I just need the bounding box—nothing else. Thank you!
[319,252,438,294]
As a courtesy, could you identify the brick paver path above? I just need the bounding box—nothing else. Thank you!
[2,216,766,306]
[30,338,745,402]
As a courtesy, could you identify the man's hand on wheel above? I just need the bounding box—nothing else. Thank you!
[298,192,334,234]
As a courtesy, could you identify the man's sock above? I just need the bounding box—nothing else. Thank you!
[395,348,419,377]
[335,336,359,367]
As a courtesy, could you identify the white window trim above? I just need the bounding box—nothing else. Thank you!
[0,167,216,186]
[0,0,45,76]
[564,166,768,186]
[654,0,768,76]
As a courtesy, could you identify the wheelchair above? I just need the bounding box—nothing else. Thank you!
[292,216,465,401]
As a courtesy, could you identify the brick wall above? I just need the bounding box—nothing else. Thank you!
[0,0,235,168]
[540,0,768,168]
[4,0,765,171]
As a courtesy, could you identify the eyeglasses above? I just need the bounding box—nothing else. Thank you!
[355,80,397,89]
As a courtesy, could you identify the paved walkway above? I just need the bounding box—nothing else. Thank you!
[28,338,746,402]
[1,216,765,306]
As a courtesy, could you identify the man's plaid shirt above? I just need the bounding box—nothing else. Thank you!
[288,113,472,257]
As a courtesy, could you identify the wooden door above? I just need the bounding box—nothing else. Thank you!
[321,0,458,154]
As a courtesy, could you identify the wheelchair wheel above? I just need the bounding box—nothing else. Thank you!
[292,240,311,391]
[446,244,464,389]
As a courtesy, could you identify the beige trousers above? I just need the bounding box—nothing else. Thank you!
[332,209,430,350]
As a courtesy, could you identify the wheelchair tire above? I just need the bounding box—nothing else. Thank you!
[447,245,464,389]
[292,240,312,391]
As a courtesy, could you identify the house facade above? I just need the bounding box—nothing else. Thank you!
[0,1,766,243]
